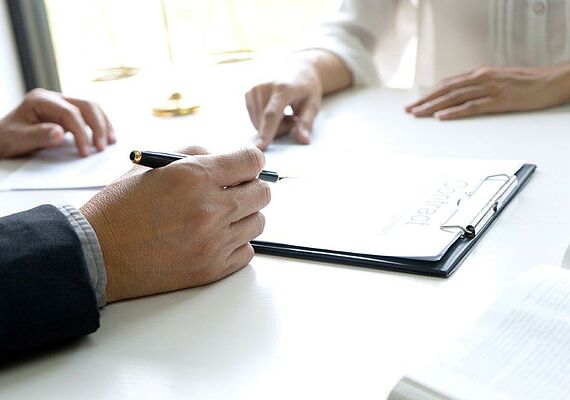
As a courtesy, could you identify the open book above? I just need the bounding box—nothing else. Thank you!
[388,255,570,400]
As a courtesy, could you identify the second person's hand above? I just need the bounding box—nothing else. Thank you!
[245,54,324,151]
[0,88,116,158]
[405,65,570,120]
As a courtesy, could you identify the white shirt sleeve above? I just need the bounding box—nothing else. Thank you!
[304,0,399,86]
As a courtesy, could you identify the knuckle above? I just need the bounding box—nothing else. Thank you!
[193,205,218,233]
[243,244,255,264]
[257,181,271,207]
[85,100,101,112]
[244,147,265,172]
[255,212,266,234]
[226,194,240,216]
[273,82,290,94]
[178,145,209,156]
[185,159,212,184]
[474,66,494,78]
[64,104,82,120]
[465,101,481,112]
[26,88,48,100]
[262,108,279,121]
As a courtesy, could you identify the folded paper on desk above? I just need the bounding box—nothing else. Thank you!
[0,140,133,191]
[253,155,536,277]
[388,264,570,400]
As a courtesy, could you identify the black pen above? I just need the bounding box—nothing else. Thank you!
[130,150,285,183]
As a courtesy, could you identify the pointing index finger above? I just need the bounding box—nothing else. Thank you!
[256,93,291,151]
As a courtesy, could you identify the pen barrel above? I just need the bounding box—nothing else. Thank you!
[258,170,279,183]
[131,151,184,168]
[130,151,282,183]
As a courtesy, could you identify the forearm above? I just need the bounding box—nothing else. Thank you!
[0,205,100,358]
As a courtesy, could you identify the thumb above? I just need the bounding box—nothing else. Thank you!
[177,145,210,156]
[8,123,65,156]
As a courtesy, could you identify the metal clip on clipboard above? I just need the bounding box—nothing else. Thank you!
[440,174,518,239]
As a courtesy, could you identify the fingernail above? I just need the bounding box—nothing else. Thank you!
[299,129,310,144]
[256,139,267,151]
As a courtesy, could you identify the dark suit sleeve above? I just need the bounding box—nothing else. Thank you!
[0,205,100,358]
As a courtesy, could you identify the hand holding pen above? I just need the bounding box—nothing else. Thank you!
[82,147,270,302]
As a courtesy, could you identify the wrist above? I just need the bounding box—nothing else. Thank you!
[558,64,570,104]
[80,202,122,303]
[288,49,352,95]
[546,64,570,105]
[280,52,324,92]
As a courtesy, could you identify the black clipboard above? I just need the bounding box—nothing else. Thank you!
[252,164,536,278]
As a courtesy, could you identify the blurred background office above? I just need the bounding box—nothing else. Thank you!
[1,0,346,117]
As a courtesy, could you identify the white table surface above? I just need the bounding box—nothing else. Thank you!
[1,88,569,399]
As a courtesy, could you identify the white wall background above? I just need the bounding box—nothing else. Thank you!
[0,1,25,115]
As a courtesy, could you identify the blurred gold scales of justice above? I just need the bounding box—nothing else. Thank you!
[90,0,252,116]
[153,0,254,117]
[91,0,139,82]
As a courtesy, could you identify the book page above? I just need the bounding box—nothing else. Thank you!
[259,155,523,260]
[405,265,570,400]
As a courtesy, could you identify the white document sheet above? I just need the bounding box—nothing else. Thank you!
[0,139,134,191]
[402,265,570,400]
[259,155,523,261]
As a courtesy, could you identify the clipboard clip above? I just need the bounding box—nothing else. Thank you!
[440,173,518,239]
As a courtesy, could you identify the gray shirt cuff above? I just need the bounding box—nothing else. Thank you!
[58,205,107,308]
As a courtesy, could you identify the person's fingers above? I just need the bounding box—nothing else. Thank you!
[434,97,495,120]
[256,92,291,151]
[225,243,255,273]
[254,86,272,128]
[32,94,91,156]
[7,123,65,156]
[102,112,117,144]
[409,85,488,117]
[291,100,319,144]
[177,145,209,156]
[245,89,259,129]
[227,211,266,248]
[205,147,265,187]
[405,75,483,112]
[66,97,109,151]
[436,70,474,86]
[224,179,271,222]
[275,115,297,136]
